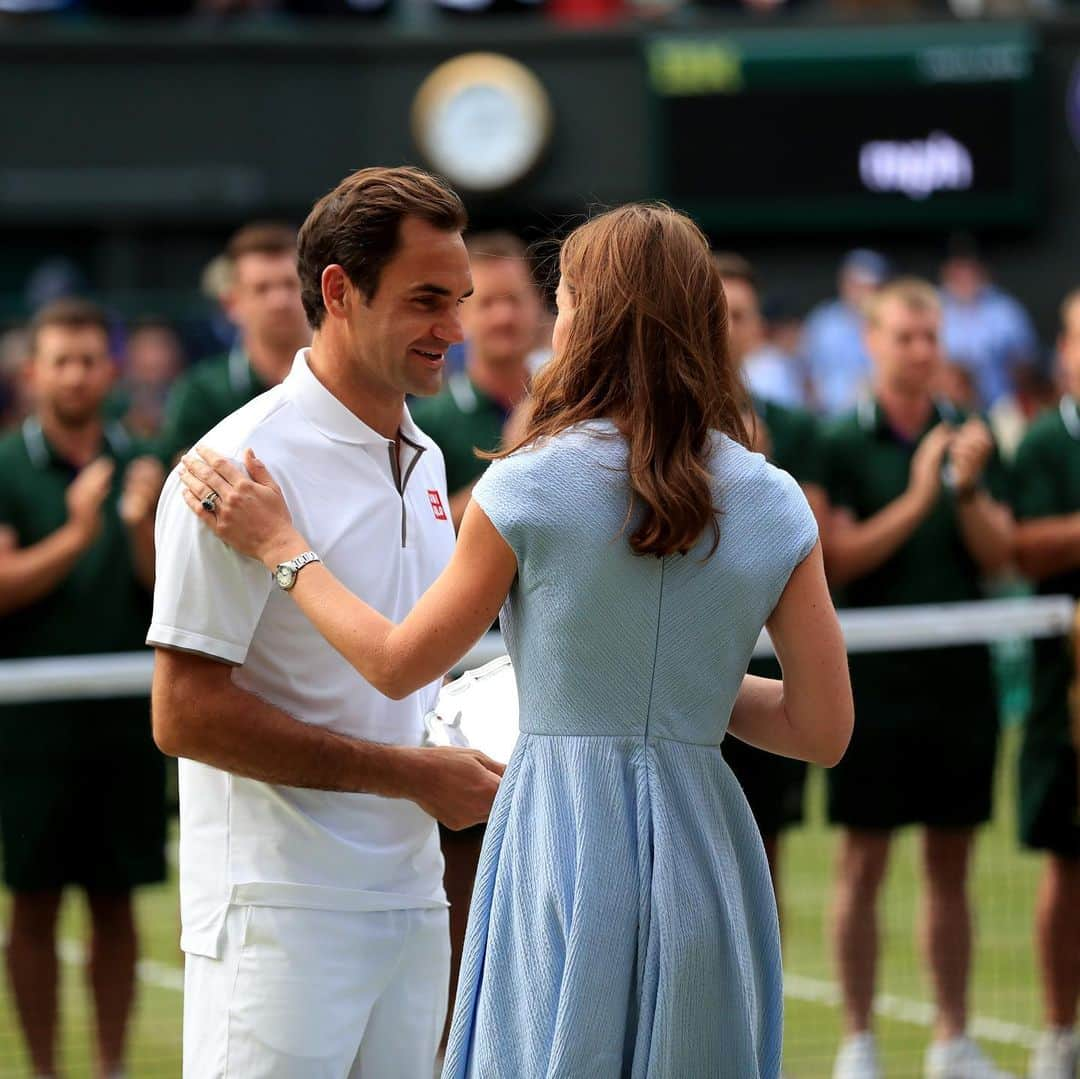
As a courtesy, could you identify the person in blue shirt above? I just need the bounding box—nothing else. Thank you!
[802,249,889,418]
[939,238,1039,410]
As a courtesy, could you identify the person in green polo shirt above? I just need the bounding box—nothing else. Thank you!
[410,230,544,1052]
[1011,287,1080,1079]
[411,231,542,530]
[0,298,167,1079]
[157,221,311,462]
[821,278,1015,1079]
[713,254,830,919]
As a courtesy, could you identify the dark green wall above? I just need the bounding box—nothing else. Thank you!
[0,15,1077,342]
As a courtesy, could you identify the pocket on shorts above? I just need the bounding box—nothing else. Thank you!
[227,905,374,1066]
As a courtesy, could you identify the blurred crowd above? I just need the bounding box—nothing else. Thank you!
[0,0,1071,24]
[1,216,1079,1079]
[0,226,1061,465]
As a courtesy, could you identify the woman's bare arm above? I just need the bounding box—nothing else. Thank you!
[180,447,516,698]
[727,542,853,767]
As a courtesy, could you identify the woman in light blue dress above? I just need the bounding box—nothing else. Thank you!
[179,203,853,1077]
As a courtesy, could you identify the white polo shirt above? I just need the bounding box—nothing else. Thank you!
[148,349,457,958]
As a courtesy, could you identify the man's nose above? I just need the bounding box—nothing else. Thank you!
[435,310,466,346]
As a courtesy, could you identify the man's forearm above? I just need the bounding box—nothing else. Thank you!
[1014,514,1080,580]
[0,522,89,616]
[956,493,1014,574]
[824,491,928,588]
[126,517,157,591]
[152,658,426,798]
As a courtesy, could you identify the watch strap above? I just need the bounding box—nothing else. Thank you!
[284,550,320,573]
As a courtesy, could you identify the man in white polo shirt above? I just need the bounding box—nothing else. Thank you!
[148,166,502,1078]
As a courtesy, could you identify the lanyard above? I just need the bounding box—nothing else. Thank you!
[228,345,253,396]
[22,416,129,470]
[1060,396,1080,441]
[856,393,959,435]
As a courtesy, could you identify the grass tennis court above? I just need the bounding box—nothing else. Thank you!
[0,728,1042,1078]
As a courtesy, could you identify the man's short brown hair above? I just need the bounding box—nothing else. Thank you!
[29,298,110,356]
[297,166,468,329]
[465,231,529,265]
[225,222,298,264]
[711,252,756,289]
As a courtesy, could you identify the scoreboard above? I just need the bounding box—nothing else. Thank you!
[647,22,1042,232]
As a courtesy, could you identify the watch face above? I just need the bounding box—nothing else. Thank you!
[412,52,552,193]
[275,565,296,590]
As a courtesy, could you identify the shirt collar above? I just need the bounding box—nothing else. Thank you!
[229,344,274,396]
[399,401,427,449]
[455,369,514,423]
[858,393,959,439]
[1060,395,1080,441]
[285,348,426,449]
[22,415,130,471]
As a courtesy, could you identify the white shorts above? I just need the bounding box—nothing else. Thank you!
[182,904,450,1078]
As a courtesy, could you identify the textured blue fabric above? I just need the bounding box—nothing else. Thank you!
[442,421,818,1079]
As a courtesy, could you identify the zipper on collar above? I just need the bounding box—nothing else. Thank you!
[387,435,426,548]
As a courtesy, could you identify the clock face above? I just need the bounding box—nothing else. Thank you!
[275,565,295,590]
[413,53,552,193]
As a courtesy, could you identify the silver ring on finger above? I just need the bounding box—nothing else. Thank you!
[201,490,220,514]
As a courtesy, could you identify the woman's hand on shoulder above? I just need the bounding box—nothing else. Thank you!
[178,445,306,569]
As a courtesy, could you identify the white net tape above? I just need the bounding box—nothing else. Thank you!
[0,594,1073,704]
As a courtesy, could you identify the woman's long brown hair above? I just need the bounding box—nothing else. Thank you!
[490,203,749,558]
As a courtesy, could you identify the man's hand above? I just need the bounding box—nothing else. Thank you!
[947,418,994,494]
[119,455,165,528]
[65,457,115,543]
[408,746,504,831]
[906,423,952,511]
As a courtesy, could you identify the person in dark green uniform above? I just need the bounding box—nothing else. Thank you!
[1011,287,1080,1079]
[411,231,542,529]
[0,299,167,1079]
[713,254,829,912]
[821,278,1016,1079]
[157,222,311,462]
[410,230,544,1052]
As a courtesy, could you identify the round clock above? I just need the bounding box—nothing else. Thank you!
[412,53,552,193]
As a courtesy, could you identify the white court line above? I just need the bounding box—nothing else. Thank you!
[784,972,1041,1049]
[55,937,185,993]
[0,931,1043,1049]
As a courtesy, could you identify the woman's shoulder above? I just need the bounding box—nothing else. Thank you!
[485,421,625,478]
[710,433,809,518]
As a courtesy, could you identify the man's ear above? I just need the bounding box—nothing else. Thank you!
[321,265,353,321]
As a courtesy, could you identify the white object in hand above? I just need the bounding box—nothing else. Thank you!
[424,655,519,764]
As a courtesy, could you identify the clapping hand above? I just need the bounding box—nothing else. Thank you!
[906,423,952,510]
[946,418,993,494]
[65,457,115,544]
[120,456,165,528]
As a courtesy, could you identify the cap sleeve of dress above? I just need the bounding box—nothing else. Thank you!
[471,450,541,567]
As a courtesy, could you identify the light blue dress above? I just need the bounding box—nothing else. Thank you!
[442,421,818,1079]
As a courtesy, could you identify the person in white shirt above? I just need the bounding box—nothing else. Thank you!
[147,165,503,1079]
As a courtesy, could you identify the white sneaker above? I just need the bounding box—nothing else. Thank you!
[1029,1029,1080,1079]
[925,1036,1016,1078]
[834,1033,883,1079]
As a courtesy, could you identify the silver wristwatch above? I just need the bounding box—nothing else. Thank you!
[273,550,320,591]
